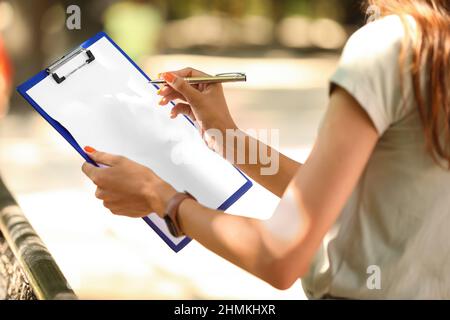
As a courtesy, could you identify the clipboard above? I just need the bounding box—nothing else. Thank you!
[17,32,252,252]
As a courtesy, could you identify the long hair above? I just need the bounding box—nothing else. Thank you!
[366,0,450,168]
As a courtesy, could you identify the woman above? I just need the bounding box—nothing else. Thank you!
[82,0,450,299]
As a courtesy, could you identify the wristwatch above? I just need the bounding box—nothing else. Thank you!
[164,191,196,237]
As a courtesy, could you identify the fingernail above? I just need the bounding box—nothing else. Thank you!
[157,73,162,79]
[84,146,96,153]
[156,89,161,95]
[162,72,176,83]
[159,98,165,106]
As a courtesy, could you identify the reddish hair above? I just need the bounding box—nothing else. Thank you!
[366,0,450,167]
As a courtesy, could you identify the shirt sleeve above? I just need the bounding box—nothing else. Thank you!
[330,15,411,136]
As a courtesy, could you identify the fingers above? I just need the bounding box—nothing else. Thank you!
[82,162,109,188]
[82,162,97,181]
[170,103,195,120]
[157,85,185,102]
[161,72,201,104]
[82,147,123,186]
[156,67,212,106]
[95,187,107,200]
[158,92,186,106]
[84,146,122,166]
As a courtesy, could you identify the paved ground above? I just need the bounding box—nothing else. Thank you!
[0,54,337,299]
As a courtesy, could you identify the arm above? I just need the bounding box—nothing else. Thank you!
[176,87,379,288]
[81,86,379,289]
[157,68,300,197]
[229,131,301,197]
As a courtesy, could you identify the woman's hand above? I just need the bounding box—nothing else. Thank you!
[157,68,237,134]
[81,147,176,218]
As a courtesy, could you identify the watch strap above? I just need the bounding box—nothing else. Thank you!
[164,191,196,237]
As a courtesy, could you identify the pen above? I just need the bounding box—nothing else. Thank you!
[149,72,246,85]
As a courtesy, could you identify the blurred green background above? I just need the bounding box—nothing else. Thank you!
[0,0,368,299]
[2,0,365,109]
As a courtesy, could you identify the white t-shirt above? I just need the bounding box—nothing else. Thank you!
[300,15,450,299]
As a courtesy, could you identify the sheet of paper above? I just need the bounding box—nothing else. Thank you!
[25,36,250,247]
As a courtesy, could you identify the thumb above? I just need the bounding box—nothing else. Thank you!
[84,146,119,167]
[162,72,201,104]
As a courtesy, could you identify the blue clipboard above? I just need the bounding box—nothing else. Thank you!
[17,31,252,252]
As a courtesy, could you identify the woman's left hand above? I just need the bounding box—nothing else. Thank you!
[81,147,176,218]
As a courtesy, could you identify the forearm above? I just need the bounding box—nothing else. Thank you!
[227,130,301,197]
[178,198,279,285]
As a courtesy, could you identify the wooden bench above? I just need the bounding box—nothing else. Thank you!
[0,178,77,300]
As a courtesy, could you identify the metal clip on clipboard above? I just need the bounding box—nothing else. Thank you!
[46,47,95,84]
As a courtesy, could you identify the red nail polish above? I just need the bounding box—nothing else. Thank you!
[163,72,176,83]
[84,146,96,153]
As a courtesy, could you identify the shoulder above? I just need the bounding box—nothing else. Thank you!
[341,15,414,67]
[330,15,417,135]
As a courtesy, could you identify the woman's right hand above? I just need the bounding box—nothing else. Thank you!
[156,68,237,134]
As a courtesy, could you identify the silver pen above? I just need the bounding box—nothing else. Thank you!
[149,72,246,85]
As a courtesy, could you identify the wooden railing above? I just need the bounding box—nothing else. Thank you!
[0,178,77,300]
